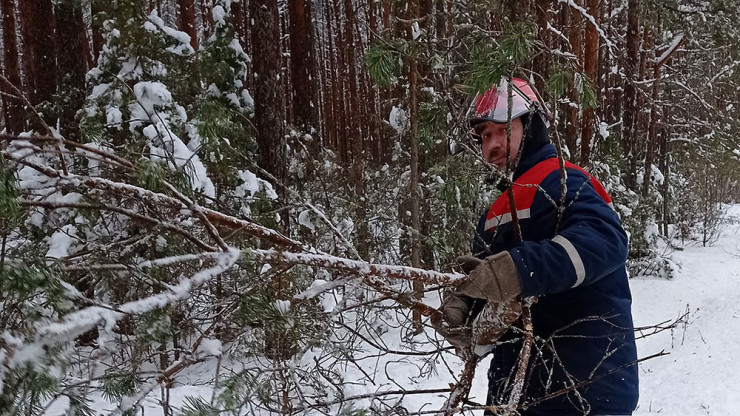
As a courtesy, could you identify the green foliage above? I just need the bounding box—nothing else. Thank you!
[466,21,537,93]
[364,40,406,86]
[574,72,598,110]
[0,365,61,415]
[234,292,293,329]
[180,396,220,416]
[546,67,572,99]
[135,308,173,344]
[63,393,96,416]
[101,368,140,401]
[136,158,167,192]
[0,156,23,231]
[546,68,597,110]
[418,99,447,150]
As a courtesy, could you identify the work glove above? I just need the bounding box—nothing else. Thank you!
[431,292,475,353]
[454,251,522,302]
[454,252,524,356]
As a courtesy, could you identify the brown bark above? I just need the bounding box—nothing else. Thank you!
[54,2,91,139]
[289,0,318,131]
[407,0,423,333]
[366,0,381,161]
[200,0,213,41]
[280,8,292,129]
[622,0,641,189]
[533,0,550,97]
[249,0,286,185]
[566,1,583,161]
[230,0,246,48]
[1,0,24,133]
[178,0,199,51]
[323,0,338,152]
[434,0,446,41]
[644,34,684,199]
[19,0,57,105]
[580,0,600,165]
[252,0,293,360]
[91,1,104,63]
[341,0,369,258]
[331,0,348,162]
[643,63,660,198]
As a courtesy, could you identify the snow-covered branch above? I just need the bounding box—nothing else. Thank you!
[252,249,463,287]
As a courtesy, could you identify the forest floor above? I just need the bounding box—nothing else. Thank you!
[46,207,740,415]
[629,204,740,415]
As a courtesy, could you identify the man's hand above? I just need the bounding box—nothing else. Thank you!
[432,292,474,353]
[454,251,522,302]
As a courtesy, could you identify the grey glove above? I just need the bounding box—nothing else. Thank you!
[455,251,522,302]
[432,292,474,352]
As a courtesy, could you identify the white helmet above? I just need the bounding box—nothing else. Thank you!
[469,77,550,127]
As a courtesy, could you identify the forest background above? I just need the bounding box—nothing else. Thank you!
[0,0,739,415]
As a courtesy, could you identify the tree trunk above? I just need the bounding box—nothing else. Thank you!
[178,0,199,51]
[54,1,90,139]
[91,1,104,63]
[642,65,660,199]
[230,0,247,50]
[622,0,641,189]
[331,0,348,163]
[19,0,57,105]
[566,0,583,161]
[289,0,318,132]
[250,0,286,186]
[407,0,423,334]
[250,0,292,361]
[580,0,599,165]
[200,0,213,41]
[533,0,550,96]
[1,0,24,133]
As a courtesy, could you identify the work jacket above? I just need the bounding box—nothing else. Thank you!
[473,144,639,415]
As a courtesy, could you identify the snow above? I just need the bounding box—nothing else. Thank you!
[46,224,78,259]
[37,208,740,415]
[105,106,123,129]
[655,33,685,64]
[389,106,409,135]
[196,338,222,357]
[147,10,195,56]
[411,21,421,40]
[234,169,277,201]
[631,205,740,414]
[129,81,216,198]
[298,209,315,232]
[212,5,226,28]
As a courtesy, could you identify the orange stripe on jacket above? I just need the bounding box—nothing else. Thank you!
[485,158,612,232]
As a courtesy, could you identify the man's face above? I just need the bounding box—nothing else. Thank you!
[474,118,524,170]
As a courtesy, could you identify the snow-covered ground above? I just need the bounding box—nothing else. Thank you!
[631,205,740,415]
[46,208,740,415]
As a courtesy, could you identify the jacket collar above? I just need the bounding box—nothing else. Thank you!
[494,144,557,192]
[513,143,557,180]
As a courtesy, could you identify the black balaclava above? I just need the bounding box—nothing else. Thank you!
[518,113,550,164]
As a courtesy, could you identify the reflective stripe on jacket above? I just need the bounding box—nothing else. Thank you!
[473,144,639,416]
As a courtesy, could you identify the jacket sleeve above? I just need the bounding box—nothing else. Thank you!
[509,169,628,297]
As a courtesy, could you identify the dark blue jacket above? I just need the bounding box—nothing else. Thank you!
[473,144,639,415]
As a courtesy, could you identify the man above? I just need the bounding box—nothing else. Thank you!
[439,78,639,415]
